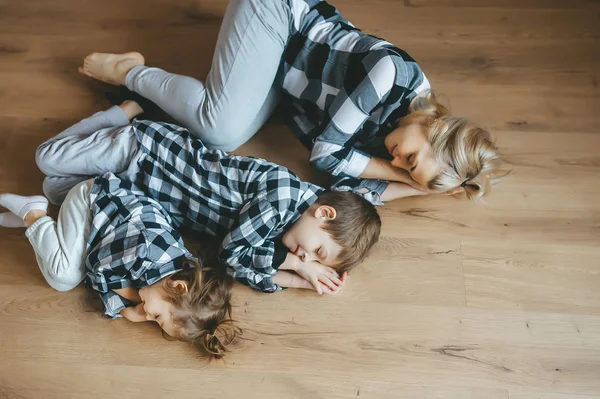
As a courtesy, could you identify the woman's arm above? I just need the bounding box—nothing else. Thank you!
[359,156,423,187]
[381,182,465,203]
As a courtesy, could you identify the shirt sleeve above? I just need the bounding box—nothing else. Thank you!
[309,50,397,178]
[218,194,291,293]
[331,175,389,206]
[99,291,134,319]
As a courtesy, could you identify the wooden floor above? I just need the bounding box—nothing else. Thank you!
[1,0,599,398]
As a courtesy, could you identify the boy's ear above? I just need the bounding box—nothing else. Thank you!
[315,205,337,220]
[170,280,189,295]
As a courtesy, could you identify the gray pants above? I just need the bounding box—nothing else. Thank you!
[36,106,139,204]
[26,179,94,291]
[125,0,292,151]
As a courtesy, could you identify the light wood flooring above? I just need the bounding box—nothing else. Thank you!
[0,0,599,398]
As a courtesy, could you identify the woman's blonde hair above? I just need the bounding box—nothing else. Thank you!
[401,91,507,199]
[162,259,241,361]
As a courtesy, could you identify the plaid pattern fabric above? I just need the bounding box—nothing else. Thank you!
[131,120,323,292]
[279,0,431,204]
[85,173,195,318]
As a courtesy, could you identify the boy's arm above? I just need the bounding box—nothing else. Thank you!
[278,253,347,294]
[219,195,292,293]
[272,270,314,290]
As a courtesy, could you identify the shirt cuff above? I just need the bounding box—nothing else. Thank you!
[344,150,371,177]
[271,240,289,271]
[101,291,134,319]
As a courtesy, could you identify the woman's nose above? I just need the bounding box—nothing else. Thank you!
[391,156,403,168]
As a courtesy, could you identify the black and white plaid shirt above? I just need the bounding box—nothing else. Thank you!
[129,120,323,292]
[85,173,195,318]
[278,0,431,204]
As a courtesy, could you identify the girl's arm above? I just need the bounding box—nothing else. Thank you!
[112,286,142,303]
[120,303,147,322]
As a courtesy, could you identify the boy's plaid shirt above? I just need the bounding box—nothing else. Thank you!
[130,120,323,292]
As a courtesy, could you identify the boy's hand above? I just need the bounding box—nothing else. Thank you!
[294,262,346,295]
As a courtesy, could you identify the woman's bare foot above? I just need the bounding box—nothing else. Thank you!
[119,100,144,120]
[78,52,145,86]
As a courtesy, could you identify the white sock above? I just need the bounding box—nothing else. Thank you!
[0,212,27,228]
[0,194,48,220]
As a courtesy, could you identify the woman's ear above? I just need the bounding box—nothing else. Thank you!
[315,205,337,221]
[170,280,189,295]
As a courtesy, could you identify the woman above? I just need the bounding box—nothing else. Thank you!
[78,0,504,205]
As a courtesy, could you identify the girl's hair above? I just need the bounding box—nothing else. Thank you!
[162,259,241,361]
[401,90,508,199]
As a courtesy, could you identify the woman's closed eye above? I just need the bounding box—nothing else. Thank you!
[407,153,418,172]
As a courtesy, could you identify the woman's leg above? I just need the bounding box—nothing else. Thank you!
[79,0,291,151]
[36,103,142,204]
[0,180,93,291]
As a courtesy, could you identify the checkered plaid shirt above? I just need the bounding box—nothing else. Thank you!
[130,120,323,292]
[85,173,195,318]
[279,0,431,204]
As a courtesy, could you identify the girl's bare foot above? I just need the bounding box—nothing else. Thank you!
[78,52,145,86]
[119,100,144,120]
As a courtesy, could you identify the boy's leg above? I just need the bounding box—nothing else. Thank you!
[23,179,94,291]
[79,0,291,151]
[36,104,140,204]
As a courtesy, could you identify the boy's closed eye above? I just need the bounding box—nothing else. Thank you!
[315,246,327,263]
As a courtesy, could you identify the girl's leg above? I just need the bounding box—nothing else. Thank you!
[22,179,94,291]
[79,0,291,151]
[36,103,142,204]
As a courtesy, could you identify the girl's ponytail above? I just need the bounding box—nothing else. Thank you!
[164,259,242,361]
[198,319,242,360]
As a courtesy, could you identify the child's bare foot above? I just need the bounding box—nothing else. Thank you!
[119,100,144,120]
[78,52,145,86]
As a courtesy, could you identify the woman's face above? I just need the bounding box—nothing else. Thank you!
[384,122,441,187]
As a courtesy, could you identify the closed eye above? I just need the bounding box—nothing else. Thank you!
[316,246,327,263]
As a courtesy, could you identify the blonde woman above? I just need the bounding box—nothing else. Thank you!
[78,0,504,205]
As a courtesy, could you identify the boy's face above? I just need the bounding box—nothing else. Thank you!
[282,204,343,267]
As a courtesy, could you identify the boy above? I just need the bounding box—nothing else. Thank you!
[35,101,381,294]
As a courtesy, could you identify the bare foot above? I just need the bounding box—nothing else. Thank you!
[78,52,145,86]
[119,100,144,120]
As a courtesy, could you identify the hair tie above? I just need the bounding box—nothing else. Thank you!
[461,180,468,188]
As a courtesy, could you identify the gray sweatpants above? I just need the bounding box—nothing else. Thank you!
[36,106,139,204]
[124,0,292,151]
